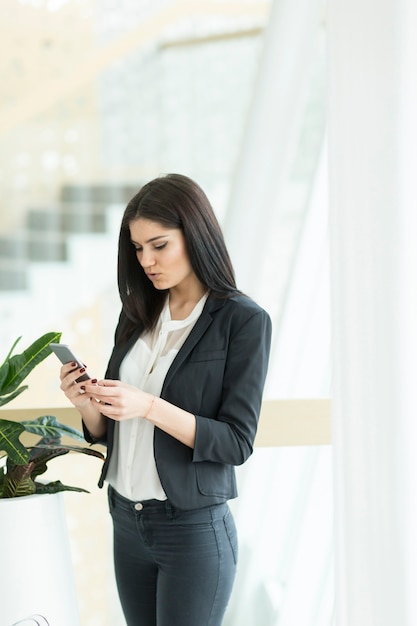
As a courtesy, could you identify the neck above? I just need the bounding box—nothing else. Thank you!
[168,281,207,320]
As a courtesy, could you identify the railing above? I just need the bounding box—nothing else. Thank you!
[0,399,331,447]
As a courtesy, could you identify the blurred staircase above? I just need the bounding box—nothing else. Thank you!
[0,183,140,354]
[0,183,138,292]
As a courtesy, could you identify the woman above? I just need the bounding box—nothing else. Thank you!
[59,173,272,626]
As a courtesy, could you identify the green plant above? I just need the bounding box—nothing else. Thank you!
[0,332,104,498]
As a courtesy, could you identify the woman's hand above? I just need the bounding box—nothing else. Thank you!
[59,363,107,440]
[80,379,196,447]
[81,379,153,422]
[83,379,197,447]
[59,362,100,409]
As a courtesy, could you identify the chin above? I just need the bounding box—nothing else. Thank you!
[152,281,170,290]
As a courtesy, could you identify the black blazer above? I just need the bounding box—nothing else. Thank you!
[86,293,272,510]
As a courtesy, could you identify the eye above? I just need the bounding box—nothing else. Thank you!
[154,242,167,251]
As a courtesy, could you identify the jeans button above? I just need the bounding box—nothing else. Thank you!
[134,502,143,511]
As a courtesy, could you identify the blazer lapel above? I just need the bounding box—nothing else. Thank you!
[162,295,225,392]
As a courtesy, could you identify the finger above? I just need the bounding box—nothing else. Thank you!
[60,366,87,389]
[99,405,120,419]
[83,383,117,398]
[101,379,129,389]
[60,362,80,381]
[61,375,83,395]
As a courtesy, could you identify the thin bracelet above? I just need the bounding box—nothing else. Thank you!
[144,395,156,419]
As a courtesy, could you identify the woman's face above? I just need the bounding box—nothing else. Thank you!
[129,217,199,293]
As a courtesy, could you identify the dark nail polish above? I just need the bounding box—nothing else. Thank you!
[79,367,85,373]
[71,362,77,367]
[80,385,86,391]
[91,379,97,384]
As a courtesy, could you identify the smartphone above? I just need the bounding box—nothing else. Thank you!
[49,342,91,382]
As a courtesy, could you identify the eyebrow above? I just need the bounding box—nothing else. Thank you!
[131,234,169,245]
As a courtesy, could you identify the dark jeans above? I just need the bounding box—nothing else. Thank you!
[108,485,238,626]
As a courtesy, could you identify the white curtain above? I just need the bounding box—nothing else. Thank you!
[223,0,332,624]
[328,0,417,623]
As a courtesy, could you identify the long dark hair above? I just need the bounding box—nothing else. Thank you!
[118,173,239,332]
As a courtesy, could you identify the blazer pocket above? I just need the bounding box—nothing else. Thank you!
[189,349,226,363]
[195,461,235,498]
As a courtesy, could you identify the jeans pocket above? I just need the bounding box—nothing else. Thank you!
[223,508,238,565]
[107,485,115,516]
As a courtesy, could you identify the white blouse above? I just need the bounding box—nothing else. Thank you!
[105,293,208,501]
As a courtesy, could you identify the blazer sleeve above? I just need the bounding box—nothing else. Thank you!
[192,307,272,466]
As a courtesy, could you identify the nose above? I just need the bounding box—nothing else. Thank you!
[138,247,155,268]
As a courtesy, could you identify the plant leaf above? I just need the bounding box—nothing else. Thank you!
[0,331,61,400]
[0,337,21,389]
[2,445,104,496]
[28,444,104,479]
[28,448,70,478]
[1,469,36,498]
[0,336,22,368]
[0,385,28,407]
[0,419,29,465]
[0,464,5,496]
[30,443,105,462]
[35,480,89,494]
[21,415,85,442]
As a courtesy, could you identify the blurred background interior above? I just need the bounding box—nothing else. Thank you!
[0,1,332,624]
